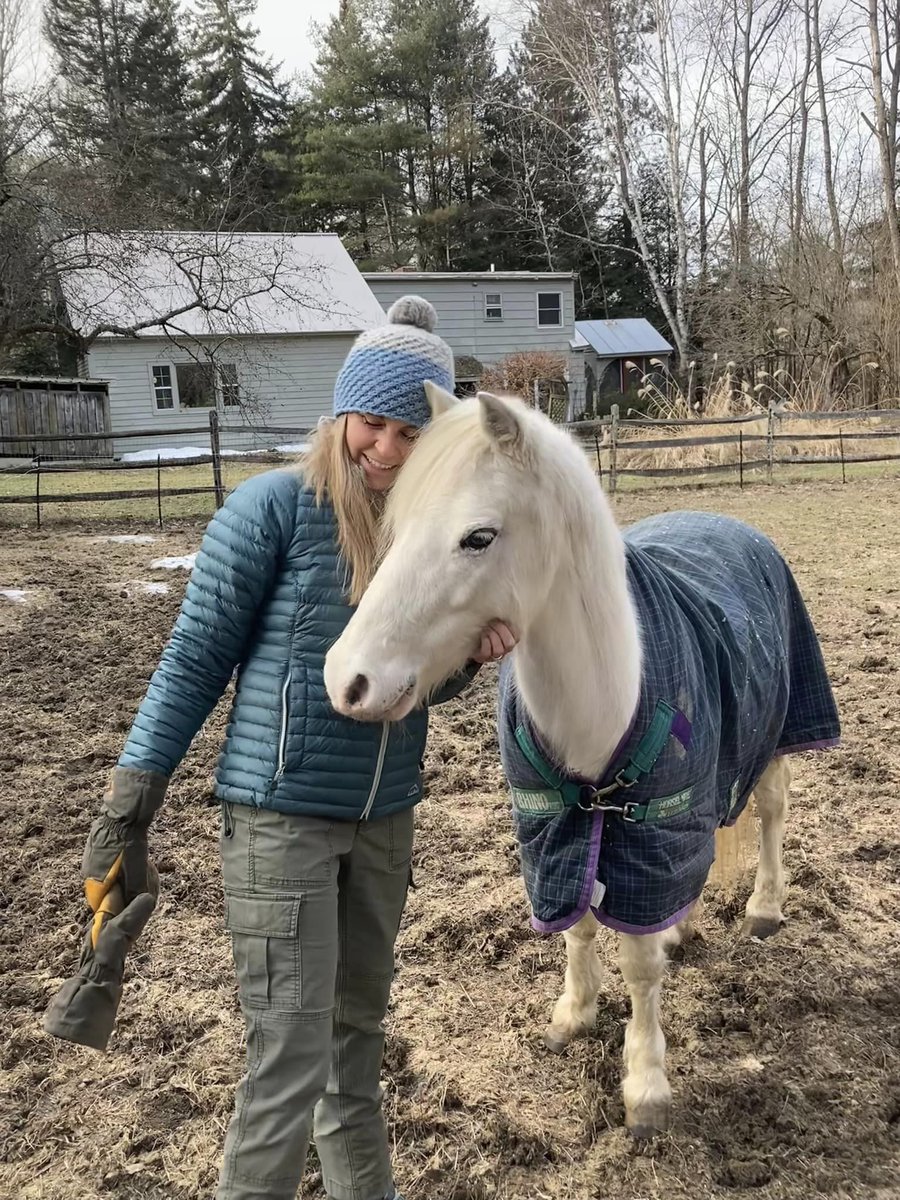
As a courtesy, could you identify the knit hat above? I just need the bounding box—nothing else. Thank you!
[333,296,455,428]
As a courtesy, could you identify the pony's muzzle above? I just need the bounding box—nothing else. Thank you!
[325,647,419,721]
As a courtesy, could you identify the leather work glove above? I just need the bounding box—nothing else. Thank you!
[43,768,168,1052]
[43,879,158,1050]
[80,767,168,904]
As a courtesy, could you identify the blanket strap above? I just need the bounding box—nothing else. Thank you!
[514,700,681,823]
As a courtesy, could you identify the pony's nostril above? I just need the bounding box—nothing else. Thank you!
[345,673,368,707]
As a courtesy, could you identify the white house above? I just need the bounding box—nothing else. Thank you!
[59,231,387,455]
[363,271,580,394]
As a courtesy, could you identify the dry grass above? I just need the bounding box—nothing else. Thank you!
[609,366,900,476]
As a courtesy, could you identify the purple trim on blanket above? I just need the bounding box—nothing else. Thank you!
[671,710,693,749]
[529,812,606,934]
[594,898,699,936]
[776,737,841,756]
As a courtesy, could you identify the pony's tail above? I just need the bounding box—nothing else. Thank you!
[709,803,757,890]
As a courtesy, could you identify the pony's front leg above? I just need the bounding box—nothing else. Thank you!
[743,757,791,939]
[619,931,671,1137]
[544,911,602,1053]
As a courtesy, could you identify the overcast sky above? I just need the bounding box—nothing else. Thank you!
[14,0,521,86]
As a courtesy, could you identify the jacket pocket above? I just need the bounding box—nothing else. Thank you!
[224,892,301,1011]
[273,664,308,784]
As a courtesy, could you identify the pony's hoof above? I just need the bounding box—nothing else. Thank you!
[543,1031,570,1055]
[626,1102,671,1139]
[741,913,783,940]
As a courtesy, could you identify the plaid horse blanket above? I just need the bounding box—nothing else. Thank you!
[498,512,840,935]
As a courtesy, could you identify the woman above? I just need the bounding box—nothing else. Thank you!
[46,297,516,1200]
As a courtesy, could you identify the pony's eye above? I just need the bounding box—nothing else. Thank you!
[459,527,498,552]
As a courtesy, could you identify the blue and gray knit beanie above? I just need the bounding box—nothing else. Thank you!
[333,295,455,428]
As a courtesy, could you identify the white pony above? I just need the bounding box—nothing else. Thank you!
[324,385,839,1137]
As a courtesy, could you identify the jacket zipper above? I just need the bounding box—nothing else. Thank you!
[273,669,291,783]
[361,722,390,820]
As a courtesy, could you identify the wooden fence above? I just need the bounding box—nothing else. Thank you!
[0,380,112,459]
[571,403,900,493]
[1,404,899,526]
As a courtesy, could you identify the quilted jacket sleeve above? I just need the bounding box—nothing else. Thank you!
[118,471,297,778]
[430,661,481,706]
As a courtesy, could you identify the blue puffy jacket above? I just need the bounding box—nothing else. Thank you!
[118,468,475,820]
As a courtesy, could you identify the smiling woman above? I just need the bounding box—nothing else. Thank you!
[344,412,419,492]
[45,294,516,1200]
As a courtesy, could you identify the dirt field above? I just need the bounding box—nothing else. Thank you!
[2,478,899,1200]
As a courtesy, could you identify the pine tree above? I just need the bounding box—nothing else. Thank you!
[191,0,288,224]
[293,1,408,264]
[381,0,496,267]
[43,0,197,219]
[129,0,197,215]
[484,15,610,310]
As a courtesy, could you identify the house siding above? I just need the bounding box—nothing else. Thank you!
[86,334,354,455]
[366,275,579,367]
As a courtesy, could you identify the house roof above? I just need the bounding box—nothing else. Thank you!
[572,319,673,358]
[57,232,386,340]
[363,271,576,282]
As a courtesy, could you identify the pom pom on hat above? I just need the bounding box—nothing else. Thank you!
[333,293,455,428]
[386,295,438,333]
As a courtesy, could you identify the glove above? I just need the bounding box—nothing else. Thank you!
[44,880,158,1051]
[44,767,168,1052]
[81,768,168,903]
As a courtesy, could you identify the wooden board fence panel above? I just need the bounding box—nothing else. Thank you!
[0,387,113,458]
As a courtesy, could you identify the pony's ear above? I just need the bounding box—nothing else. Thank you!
[424,380,458,418]
[477,391,525,452]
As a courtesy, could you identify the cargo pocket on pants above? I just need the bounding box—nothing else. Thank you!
[225,892,302,1011]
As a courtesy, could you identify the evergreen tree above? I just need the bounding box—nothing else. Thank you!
[484,17,610,311]
[43,0,197,219]
[191,0,288,224]
[292,2,408,264]
[381,0,496,267]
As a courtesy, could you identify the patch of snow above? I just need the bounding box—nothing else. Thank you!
[122,446,210,463]
[0,588,29,603]
[139,581,170,595]
[150,554,197,571]
[98,534,157,544]
[121,443,309,463]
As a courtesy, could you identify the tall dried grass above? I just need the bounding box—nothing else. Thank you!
[612,359,900,473]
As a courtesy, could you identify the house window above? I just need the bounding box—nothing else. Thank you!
[219,363,241,406]
[175,362,215,408]
[149,361,240,411]
[537,291,563,327]
[152,365,175,410]
[484,292,503,321]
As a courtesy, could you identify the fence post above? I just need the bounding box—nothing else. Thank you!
[35,453,41,530]
[609,404,619,495]
[532,378,540,410]
[157,454,164,528]
[839,427,846,484]
[594,432,603,484]
[766,400,776,485]
[739,429,744,489]
[209,409,225,510]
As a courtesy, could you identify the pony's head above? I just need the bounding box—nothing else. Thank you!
[324,382,587,721]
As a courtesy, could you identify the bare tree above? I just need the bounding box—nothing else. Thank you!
[528,0,721,370]
[862,0,900,294]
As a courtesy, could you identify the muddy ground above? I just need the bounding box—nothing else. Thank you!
[1,478,899,1200]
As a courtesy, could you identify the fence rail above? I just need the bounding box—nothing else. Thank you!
[1,404,899,525]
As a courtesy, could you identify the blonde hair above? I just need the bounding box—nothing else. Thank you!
[299,415,384,605]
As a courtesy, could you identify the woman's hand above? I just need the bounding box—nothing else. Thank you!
[473,620,519,664]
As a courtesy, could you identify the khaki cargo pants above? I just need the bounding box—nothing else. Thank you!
[215,802,414,1200]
